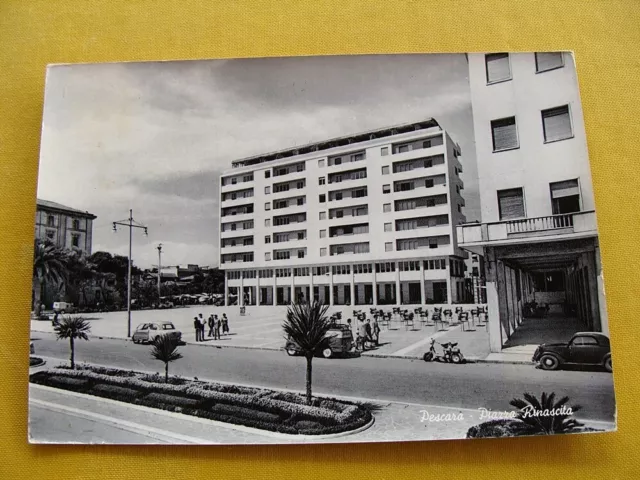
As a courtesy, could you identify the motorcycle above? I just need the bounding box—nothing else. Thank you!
[423,338,465,364]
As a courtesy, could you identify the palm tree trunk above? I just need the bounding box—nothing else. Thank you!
[165,363,169,383]
[70,337,75,369]
[33,278,43,316]
[305,354,313,405]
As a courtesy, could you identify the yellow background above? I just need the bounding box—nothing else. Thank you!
[1,0,638,478]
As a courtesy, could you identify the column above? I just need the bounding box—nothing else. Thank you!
[485,248,504,353]
[419,260,426,305]
[291,269,295,304]
[445,259,452,305]
[372,262,378,307]
[224,270,228,306]
[240,272,244,307]
[395,262,401,305]
[256,272,261,306]
[272,269,277,306]
[595,245,608,334]
[329,267,334,306]
[350,265,355,306]
[309,267,314,304]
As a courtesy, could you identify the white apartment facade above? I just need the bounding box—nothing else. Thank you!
[457,52,606,352]
[219,119,468,307]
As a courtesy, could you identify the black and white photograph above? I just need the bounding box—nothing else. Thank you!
[28,52,616,444]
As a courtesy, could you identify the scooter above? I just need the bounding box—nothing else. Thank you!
[423,338,466,364]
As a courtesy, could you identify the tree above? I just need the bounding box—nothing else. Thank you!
[282,301,332,405]
[33,240,69,315]
[150,335,183,382]
[53,316,91,369]
[510,392,583,434]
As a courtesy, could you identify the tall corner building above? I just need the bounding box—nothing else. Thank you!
[218,119,468,307]
[458,52,607,353]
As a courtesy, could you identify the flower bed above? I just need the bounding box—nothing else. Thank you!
[29,365,372,436]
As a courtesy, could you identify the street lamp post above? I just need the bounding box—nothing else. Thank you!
[156,243,163,300]
[113,209,148,337]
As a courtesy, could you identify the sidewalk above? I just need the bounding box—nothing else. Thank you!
[31,304,493,362]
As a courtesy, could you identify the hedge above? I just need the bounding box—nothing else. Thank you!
[30,366,372,436]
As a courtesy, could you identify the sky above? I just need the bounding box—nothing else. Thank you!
[37,54,479,269]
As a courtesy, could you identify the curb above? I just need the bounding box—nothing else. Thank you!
[31,329,534,365]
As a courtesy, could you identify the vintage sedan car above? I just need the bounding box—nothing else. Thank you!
[132,322,182,344]
[285,324,354,359]
[532,332,612,372]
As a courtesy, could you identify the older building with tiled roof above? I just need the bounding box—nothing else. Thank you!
[35,198,96,254]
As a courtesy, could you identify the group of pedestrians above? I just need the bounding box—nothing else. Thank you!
[193,313,229,342]
[346,316,381,351]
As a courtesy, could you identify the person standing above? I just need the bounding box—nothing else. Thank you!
[365,319,373,347]
[193,316,201,342]
[357,318,367,351]
[222,313,229,335]
[198,313,206,340]
[211,315,219,340]
[371,317,381,346]
[207,315,215,338]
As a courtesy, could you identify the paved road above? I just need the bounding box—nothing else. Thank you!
[29,332,616,421]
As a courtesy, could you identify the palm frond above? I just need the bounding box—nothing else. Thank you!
[282,301,332,355]
[53,316,92,340]
[150,335,183,363]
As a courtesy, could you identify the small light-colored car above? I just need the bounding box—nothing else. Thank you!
[53,302,75,314]
[285,324,354,359]
[132,322,182,344]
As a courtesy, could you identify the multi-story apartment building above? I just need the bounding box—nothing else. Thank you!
[219,119,468,307]
[457,52,606,353]
[35,199,96,254]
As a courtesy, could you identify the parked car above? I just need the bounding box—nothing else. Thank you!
[132,322,182,344]
[52,302,75,314]
[532,332,612,372]
[285,324,354,359]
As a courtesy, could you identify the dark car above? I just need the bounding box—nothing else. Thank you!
[532,332,612,372]
[285,324,354,359]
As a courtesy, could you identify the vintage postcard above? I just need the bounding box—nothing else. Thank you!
[29,53,616,444]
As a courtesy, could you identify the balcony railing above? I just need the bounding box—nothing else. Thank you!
[457,211,597,245]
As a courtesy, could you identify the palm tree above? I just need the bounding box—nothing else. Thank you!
[53,316,91,369]
[33,240,68,315]
[510,392,583,434]
[150,335,183,382]
[282,301,332,405]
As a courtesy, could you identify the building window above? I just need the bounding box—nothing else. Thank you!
[384,222,392,232]
[265,170,271,178]
[319,211,326,220]
[423,140,431,149]
[47,215,55,227]
[265,235,271,244]
[381,147,389,156]
[335,192,343,201]
[397,144,409,154]
[296,197,304,206]
[383,203,391,213]
[320,247,327,257]
[382,184,390,194]
[491,116,519,151]
[296,181,304,189]
[425,178,434,188]
[265,202,271,211]
[320,229,326,238]
[497,188,525,220]
[46,230,55,240]
[319,194,326,203]
[264,186,271,195]
[535,52,564,73]
[265,252,271,261]
[542,105,573,143]
[381,166,389,175]
[72,219,80,230]
[318,159,325,167]
[485,53,511,84]
[550,179,581,214]
[334,157,342,165]
[265,219,271,227]
[385,242,393,252]
[319,176,325,185]
[297,250,305,259]
[429,239,438,249]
